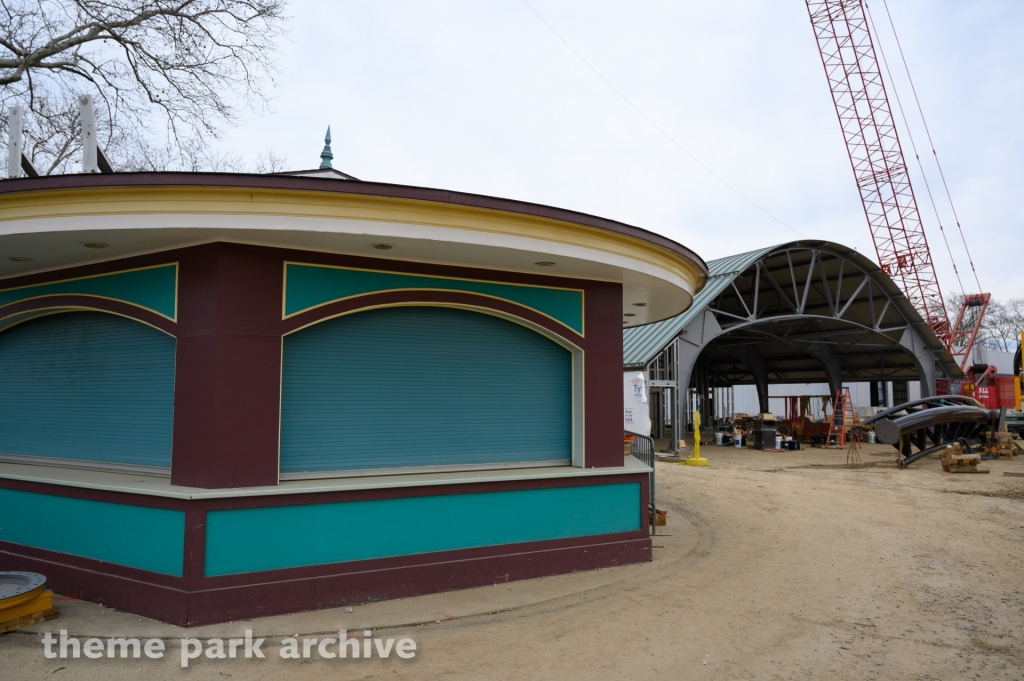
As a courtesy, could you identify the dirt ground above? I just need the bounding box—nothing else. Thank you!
[2,443,1023,680]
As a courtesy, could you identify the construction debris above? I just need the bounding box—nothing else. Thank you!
[0,572,58,633]
[940,442,989,474]
[990,432,1021,459]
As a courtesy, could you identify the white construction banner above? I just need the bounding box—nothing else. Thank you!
[623,371,651,436]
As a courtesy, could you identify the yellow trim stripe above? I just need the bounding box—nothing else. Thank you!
[0,186,702,294]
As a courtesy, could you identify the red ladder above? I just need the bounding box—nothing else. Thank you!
[826,388,858,448]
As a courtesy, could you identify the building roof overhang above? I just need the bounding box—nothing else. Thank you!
[0,173,708,324]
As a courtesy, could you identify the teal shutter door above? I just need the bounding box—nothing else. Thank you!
[280,306,572,473]
[0,312,176,468]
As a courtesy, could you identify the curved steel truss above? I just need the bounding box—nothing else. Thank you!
[624,241,961,438]
[697,245,950,390]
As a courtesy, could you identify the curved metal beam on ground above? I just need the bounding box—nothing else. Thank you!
[899,440,972,468]
[872,406,996,445]
[870,405,1000,469]
[859,395,984,427]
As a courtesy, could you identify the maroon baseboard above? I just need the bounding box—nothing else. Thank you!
[187,534,651,626]
[0,533,651,627]
[0,544,188,625]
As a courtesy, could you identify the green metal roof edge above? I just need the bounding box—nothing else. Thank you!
[622,244,777,368]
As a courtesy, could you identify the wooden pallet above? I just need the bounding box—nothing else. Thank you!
[941,443,988,473]
[0,606,59,635]
[944,465,990,474]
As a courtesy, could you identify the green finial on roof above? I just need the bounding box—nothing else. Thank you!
[319,126,333,169]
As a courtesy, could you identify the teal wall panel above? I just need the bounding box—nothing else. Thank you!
[0,265,177,320]
[280,306,571,473]
[0,311,176,467]
[285,263,583,334]
[0,488,185,576]
[205,482,640,575]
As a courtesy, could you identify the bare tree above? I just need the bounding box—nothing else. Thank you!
[948,293,1024,353]
[1,0,287,174]
[981,297,1024,352]
[253,146,286,173]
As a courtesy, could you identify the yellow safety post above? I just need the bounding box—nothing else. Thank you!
[1017,330,1023,412]
[684,410,708,466]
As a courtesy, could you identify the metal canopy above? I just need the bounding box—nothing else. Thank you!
[623,241,962,414]
[623,245,776,368]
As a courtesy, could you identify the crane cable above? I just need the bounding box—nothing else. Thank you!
[864,2,965,297]
[519,0,807,238]
[878,0,984,293]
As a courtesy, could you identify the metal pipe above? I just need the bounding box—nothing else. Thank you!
[873,405,995,445]
[899,441,952,467]
[860,395,983,427]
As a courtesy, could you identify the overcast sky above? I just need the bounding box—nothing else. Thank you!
[218,1,1024,301]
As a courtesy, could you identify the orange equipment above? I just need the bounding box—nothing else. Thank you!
[826,387,859,448]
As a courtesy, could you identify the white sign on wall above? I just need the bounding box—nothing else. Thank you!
[623,371,651,436]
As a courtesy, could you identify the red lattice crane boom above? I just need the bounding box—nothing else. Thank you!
[805,0,987,372]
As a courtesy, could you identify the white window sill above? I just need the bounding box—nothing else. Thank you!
[0,457,650,500]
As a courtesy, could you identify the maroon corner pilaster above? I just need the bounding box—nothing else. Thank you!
[183,507,207,590]
[584,280,624,468]
[171,243,283,488]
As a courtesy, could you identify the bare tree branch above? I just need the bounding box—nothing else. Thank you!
[1,0,287,174]
[253,146,286,173]
[949,293,1024,354]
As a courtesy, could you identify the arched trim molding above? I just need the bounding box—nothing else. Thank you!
[283,289,583,350]
[279,294,586,472]
[0,297,177,337]
[0,263,178,336]
[283,261,585,336]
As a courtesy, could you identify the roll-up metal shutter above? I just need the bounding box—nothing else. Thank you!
[280,306,572,474]
[0,311,176,468]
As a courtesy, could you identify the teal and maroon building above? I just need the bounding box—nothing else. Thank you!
[0,170,705,625]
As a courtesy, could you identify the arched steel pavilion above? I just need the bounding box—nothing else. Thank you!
[623,241,962,442]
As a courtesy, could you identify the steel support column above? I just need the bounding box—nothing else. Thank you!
[899,326,939,398]
[806,341,844,399]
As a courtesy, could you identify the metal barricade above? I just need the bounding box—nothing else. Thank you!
[626,431,657,535]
